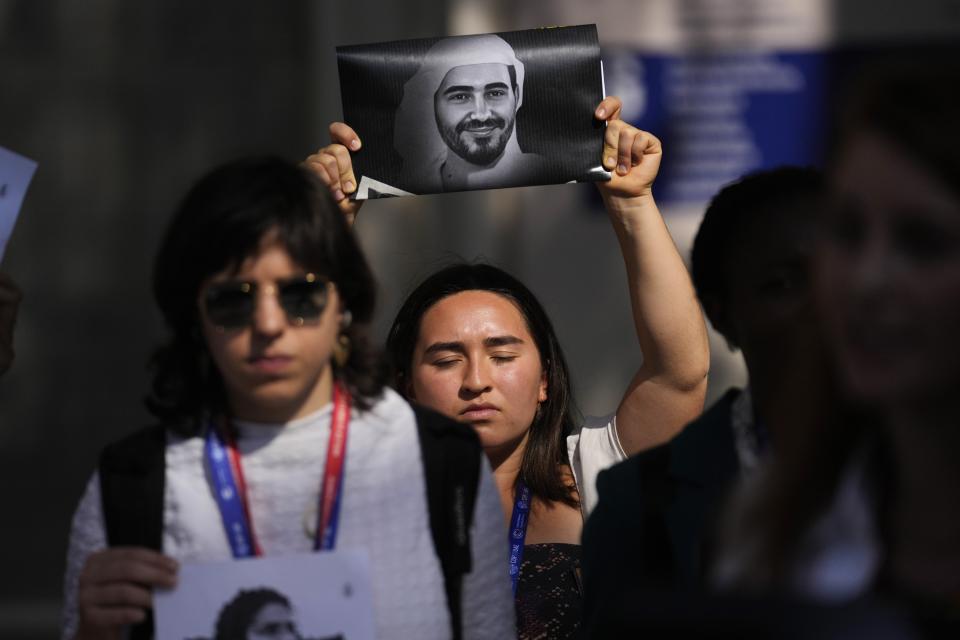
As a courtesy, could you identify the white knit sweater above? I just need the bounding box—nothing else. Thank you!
[62,388,515,639]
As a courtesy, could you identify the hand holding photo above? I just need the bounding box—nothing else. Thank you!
[336,24,609,199]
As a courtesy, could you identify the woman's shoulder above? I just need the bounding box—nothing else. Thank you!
[356,387,418,429]
[566,413,627,519]
[566,413,624,463]
[99,423,171,469]
[96,421,207,477]
[359,388,474,433]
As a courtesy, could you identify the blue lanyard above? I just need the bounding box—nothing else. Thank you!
[508,480,531,595]
[205,422,259,558]
[205,385,352,558]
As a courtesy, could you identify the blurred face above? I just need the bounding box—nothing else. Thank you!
[199,239,342,422]
[247,602,299,640]
[817,130,960,407]
[717,203,821,391]
[435,63,517,166]
[409,290,547,458]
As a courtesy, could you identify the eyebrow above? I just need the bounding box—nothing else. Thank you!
[423,335,525,356]
[441,82,510,96]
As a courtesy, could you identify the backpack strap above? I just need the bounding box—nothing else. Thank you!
[412,405,482,640]
[98,424,167,640]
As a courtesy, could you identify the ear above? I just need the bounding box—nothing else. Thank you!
[538,369,548,403]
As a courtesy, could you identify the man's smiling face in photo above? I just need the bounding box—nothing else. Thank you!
[434,62,518,166]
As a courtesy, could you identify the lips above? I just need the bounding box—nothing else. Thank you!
[460,403,500,421]
[247,354,293,374]
[457,116,505,136]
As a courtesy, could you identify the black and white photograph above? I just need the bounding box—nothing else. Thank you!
[153,553,374,640]
[336,24,609,198]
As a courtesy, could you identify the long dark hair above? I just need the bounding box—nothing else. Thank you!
[387,263,579,507]
[147,156,386,434]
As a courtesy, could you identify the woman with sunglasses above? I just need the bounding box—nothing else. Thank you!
[61,157,514,640]
[307,96,710,638]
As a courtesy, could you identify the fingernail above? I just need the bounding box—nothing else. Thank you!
[618,164,628,175]
[334,189,345,201]
[605,156,616,168]
[344,181,354,192]
[350,139,360,150]
[596,107,606,118]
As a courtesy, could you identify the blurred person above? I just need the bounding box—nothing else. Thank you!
[0,270,22,376]
[61,158,514,640]
[709,60,960,628]
[579,167,828,629]
[306,95,710,639]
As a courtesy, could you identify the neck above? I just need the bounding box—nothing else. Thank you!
[227,366,335,424]
[488,433,527,520]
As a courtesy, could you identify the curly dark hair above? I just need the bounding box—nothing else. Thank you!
[386,263,579,507]
[214,587,294,640]
[147,156,386,434]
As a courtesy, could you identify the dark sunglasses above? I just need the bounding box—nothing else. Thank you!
[202,273,330,330]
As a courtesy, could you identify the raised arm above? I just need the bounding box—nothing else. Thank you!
[594,96,709,455]
[303,122,365,226]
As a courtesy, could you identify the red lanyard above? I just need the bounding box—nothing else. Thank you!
[316,383,351,550]
[209,383,352,556]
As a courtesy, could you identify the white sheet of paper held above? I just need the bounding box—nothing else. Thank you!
[0,146,38,263]
[153,551,375,640]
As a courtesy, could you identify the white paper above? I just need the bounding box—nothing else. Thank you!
[0,146,38,263]
[154,551,375,640]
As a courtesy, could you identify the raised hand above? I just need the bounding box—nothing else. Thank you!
[303,122,365,226]
[593,96,662,200]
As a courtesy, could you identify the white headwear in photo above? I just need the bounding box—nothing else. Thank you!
[394,34,525,192]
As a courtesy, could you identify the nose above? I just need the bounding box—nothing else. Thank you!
[250,284,286,337]
[471,93,491,119]
[461,356,492,396]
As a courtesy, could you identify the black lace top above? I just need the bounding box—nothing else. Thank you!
[516,543,583,639]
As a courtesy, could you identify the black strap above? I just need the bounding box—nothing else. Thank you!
[98,424,167,640]
[413,405,482,640]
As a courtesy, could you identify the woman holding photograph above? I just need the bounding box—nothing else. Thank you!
[307,96,710,638]
[61,158,513,640]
